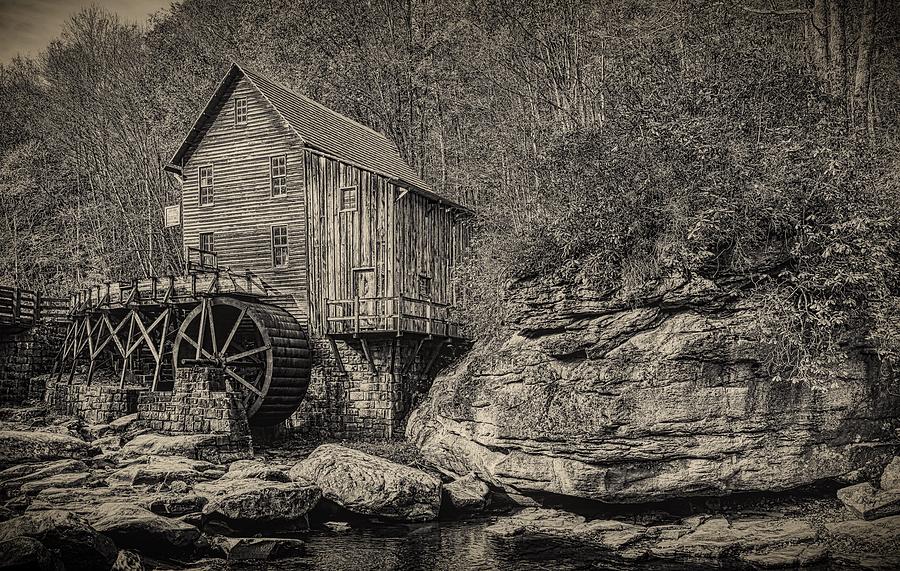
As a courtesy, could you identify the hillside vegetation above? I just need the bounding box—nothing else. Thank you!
[1,0,899,378]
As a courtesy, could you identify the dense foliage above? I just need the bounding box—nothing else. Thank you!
[1,0,898,379]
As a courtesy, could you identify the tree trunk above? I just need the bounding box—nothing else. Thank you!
[827,0,847,97]
[810,0,830,82]
[852,0,877,137]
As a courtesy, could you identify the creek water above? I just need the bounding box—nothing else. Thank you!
[227,518,723,571]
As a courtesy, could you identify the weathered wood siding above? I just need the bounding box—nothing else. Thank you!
[304,150,469,335]
[181,77,308,321]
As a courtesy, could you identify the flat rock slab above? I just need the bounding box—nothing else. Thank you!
[196,477,321,524]
[222,460,290,482]
[118,433,250,464]
[0,460,88,497]
[485,508,649,550]
[28,486,143,518]
[20,472,92,495]
[107,455,225,486]
[0,431,99,466]
[0,510,117,571]
[838,482,900,520]
[740,544,828,568]
[92,502,200,554]
[651,517,817,560]
[825,514,900,547]
[290,444,441,522]
[214,536,305,561]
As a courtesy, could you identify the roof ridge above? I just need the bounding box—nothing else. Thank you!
[234,62,391,143]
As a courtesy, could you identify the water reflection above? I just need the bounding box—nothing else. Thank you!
[251,519,722,571]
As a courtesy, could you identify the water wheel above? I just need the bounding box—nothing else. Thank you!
[172,297,311,426]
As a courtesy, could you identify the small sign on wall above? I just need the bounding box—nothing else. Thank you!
[164,205,181,227]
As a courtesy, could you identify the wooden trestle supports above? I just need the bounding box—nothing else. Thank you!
[54,306,175,390]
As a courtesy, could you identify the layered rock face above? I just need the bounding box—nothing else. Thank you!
[407,275,900,502]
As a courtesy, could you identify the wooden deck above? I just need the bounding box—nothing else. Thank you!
[0,286,69,332]
[70,269,272,314]
[324,295,461,338]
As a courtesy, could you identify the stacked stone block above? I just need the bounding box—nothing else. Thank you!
[138,367,251,452]
[43,376,146,424]
[0,325,64,403]
[291,336,440,439]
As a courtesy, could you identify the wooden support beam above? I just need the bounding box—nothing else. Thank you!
[152,308,170,391]
[120,312,135,388]
[360,338,377,375]
[328,337,346,374]
[423,339,448,378]
[401,338,426,376]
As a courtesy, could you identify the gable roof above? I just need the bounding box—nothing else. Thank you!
[166,63,468,211]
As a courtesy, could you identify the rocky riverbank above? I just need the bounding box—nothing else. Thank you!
[1,400,898,569]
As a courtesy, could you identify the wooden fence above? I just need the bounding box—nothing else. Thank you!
[0,286,70,330]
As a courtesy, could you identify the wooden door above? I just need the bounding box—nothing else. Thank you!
[353,269,377,329]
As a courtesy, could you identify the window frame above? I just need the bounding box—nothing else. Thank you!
[198,232,215,268]
[198,165,214,206]
[339,185,358,213]
[271,224,289,268]
[270,155,287,198]
[234,97,248,126]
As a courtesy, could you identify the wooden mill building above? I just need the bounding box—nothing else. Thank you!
[161,63,471,437]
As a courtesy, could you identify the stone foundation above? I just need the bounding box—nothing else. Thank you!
[43,376,146,425]
[139,367,251,440]
[290,336,450,439]
[0,324,64,403]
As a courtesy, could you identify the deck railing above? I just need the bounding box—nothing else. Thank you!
[0,286,70,328]
[324,295,460,338]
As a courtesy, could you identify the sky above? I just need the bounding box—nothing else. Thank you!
[0,0,172,62]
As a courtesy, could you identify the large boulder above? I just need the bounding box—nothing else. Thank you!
[0,510,117,571]
[290,444,442,522]
[0,431,99,466]
[881,456,900,491]
[20,472,92,495]
[443,473,490,512]
[407,275,900,502]
[837,482,900,520]
[0,536,63,571]
[196,477,321,524]
[91,503,200,554]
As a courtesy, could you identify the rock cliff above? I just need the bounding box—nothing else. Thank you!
[407,275,900,502]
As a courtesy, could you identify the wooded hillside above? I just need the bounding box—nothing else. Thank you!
[1,0,899,378]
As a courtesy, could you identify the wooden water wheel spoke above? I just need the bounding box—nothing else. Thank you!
[224,367,265,397]
[221,306,247,354]
[177,330,216,360]
[225,344,270,364]
[172,297,311,426]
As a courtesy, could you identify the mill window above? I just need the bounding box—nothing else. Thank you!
[271,156,287,197]
[198,166,214,206]
[199,232,215,267]
[272,225,289,267]
[340,185,358,212]
[234,97,247,126]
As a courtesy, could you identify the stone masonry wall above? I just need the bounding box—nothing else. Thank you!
[44,376,146,425]
[290,336,444,439]
[0,325,64,403]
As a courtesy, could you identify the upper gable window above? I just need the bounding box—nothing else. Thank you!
[340,185,358,212]
[271,156,287,197]
[199,166,214,206]
[234,97,248,126]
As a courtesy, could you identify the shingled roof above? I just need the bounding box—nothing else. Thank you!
[167,63,461,208]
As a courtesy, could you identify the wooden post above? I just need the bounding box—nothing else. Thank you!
[120,312,135,388]
[355,296,361,335]
[196,299,207,360]
[152,308,170,391]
